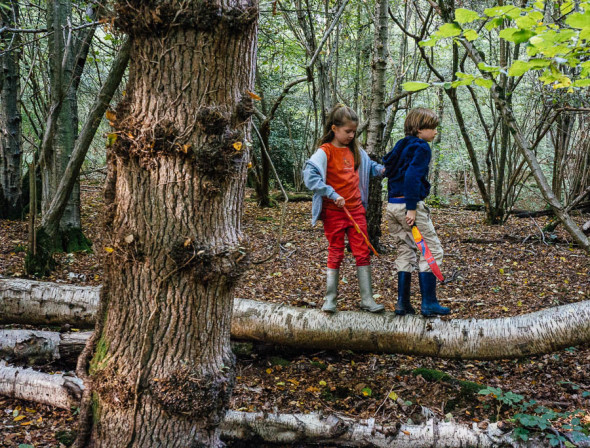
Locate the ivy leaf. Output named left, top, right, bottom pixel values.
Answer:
left=435, top=23, right=463, bottom=38
left=402, top=81, right=430, bottom=92
left=455, top=8, right=480, bottom=24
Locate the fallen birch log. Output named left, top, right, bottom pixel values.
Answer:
left=0, top=362, right=83, bottom=409
left=0, top=329, right=92, bottom=365
left=221, top=410, right=521, bottom=447
left=2, top=278, right=590, bottom=359
left=0, top=362, right=521, bottom=447
left=0, top=278, right=99, bottom=327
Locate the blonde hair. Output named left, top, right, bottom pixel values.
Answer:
left=404, top=108, right=439, bottom=137
left=317, top=104, right=361, bottom=170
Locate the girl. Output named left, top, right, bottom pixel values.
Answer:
left=303, top=104, right=385, bottom=313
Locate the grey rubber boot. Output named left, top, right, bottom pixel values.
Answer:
left=357, top=265, right=385, bottom=312
left=322, top=268, right=339, bottom=313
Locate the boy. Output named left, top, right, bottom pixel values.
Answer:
left=382, top=107, right=450, bottom=317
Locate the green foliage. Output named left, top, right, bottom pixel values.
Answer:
left=417, top=0, right=590, bottom=91
left=402, top=81, right=430, bottom=92
left=479, top=386, right=589, bottom=444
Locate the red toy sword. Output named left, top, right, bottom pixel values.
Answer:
left=411, top=225, right=445, bottom=282
left=343, top=206, right=379, bottom=257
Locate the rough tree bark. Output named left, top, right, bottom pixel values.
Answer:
left=0, top=0, right=23, bottom=220
left=2, top=279, right=590, bottom=360
left=73, top=1, right=258, bottom=446
left=0, top=363, right=529, bottom=447
left=364, top=0, right=389, bottom=249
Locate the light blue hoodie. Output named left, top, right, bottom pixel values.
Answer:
left=302, top=148, right=384, bottom=226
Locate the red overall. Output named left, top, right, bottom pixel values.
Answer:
left=320, top=143, right=370, bottom=269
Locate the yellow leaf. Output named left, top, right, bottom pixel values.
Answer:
left=319, top=380, right=327, bottom=386
left=37, top=416, right=42, bottom=423
left=184, top=238, right=192, bottom=248
left=517, top=300, right=522, bottom=307
left=247, top=91, right=262, bottom=101
left=499, top=268, right=505, bottom=274
left=266, top=368, right=272, bottom=374
left=25, top=408, right=36, bottom=413
left=247, top=162, right=253, bottom=168
left=233, top=142, right=243, bottom=151
left=388, top=391, right=398, bottom=400
left=106, top=133, right=118, bottom=147
left=104, top=246, right=114, bottom=253
left=20, top=421, right=33, bottom=426
left=14, top=415, right=26, bottom=421
left=105, top=110, right=116, bottom=121
left=127, top=132, right=134, bottom=139
left=181, top=144, right=191, bottom=154
left=502, top=306, right=508, bottom=312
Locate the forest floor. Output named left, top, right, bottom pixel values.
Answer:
left=1, top=182, right=589, bottom=447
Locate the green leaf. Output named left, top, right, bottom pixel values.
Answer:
left=484, top=5, right=522, bottom=19
left=361, top=387, right=372, bottom=397
left=463, top=29, right=479, bottom=41
left=560, top=1, right=574, bottom=15
left=435, top=22, right=463, bottom=38
left=402, top=81, right=430, bottom=92
left=500, top=28, right=535, bottom=43
left=485, top=17, right=504, bottom=31
left=455, top=8, right=480, bottom=24
left=419, top=37, right=438, bottom=47
left=528, top=58, right=551, bottom=69
left=566, top=11, right=590, bottom=29
left=573, top=78, right=590, bottom=87
left=475, top=78, right=494, bottom=88
left=516, top=14, right=538, bottom=30
left=478, top=62, right=500, bottom=73
left=508, top=60, right=532, bottom=76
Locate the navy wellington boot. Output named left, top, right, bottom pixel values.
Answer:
left=395, top=272, right=415, bottom=316
left=418, top=271, right=450, bottom=317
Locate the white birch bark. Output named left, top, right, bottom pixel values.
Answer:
left=2, top=278, right=590, bottom=359
left=0, top=363, right=523, bottom=447
left=0, top=361, right=83, bottom=409
left=0, top=277, right=99, bottom=326
left=222, top=411, right=524, bottom=447
left=0, top=329, right=91, bottom=364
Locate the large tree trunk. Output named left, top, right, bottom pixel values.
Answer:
left=2, top=279, right=590, bottom=360
left=77, top=2, right=258, bottom=446
left=0, top=363, right=528, bottom=447
left=0, top=0, right=23, bottom=220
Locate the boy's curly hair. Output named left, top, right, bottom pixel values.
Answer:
left=404, top=108, right=439, bottom=136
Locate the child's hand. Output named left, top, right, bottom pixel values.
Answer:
left=405, top=209, right=416, bottom=226
left=334, top=197, right=345, bottom=208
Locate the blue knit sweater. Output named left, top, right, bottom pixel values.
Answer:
left=382, top=135, right=431, bottom=210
